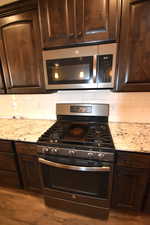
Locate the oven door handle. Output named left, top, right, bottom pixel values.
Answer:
left=38, top=158, right=111, bottom=172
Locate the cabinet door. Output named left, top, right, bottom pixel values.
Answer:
left=76, top=0, right=119, bottom=44
left=115, top=0, right=150, bottom=91
left=144, top=180, right=150, bottom=213
left=39, top=0, right=77, bottom=48
left=18, top=155, right=42, bottom=192
left=0, top=10, right=44, bottom=93
left=0, top=61, right=5, bottom=93
left=39, top=0, right=119, bottom=49
left=112, top=166, right=148, bottom=211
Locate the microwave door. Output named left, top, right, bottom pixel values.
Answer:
left=44, top=56, right=97, bottom=90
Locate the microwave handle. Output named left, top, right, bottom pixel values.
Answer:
left=39, top=158, right=111, bottom=172
left=93, top=55, right=97, bottom=83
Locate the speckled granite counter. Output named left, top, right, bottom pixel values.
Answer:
left=109, top=122, right=150, bottom=153
left=0, top=119, right=55, bottom=142
left=0, top=119, right=149, bottom=153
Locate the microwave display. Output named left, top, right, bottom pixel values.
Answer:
left=46, top=56, right=93, bottom=84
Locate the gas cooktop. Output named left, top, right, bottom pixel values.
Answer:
left=37, top=104, right=115, bottom=162
left=38, top=120, right=114, bottom=151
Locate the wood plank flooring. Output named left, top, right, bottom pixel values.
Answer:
left=0, top=187, right=149, bottom=225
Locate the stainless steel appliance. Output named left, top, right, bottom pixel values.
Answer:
left=43, top=44, right=117, bottom=90
left=37, top=103, right=115, bottom=219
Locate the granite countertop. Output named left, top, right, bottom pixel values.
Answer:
left=0, top=119, right=55, bottom=142
left=109, top=122, right=150, bottom=153
left=0, top=118, right=149, bottom=153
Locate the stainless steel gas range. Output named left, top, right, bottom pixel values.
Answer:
left=37, top=103, right=115, bottom=219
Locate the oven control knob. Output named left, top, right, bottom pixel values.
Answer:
left=88, top=152, right=94, bottom=158
left=68, top=150, right=75, bottom=156
left=98, top=153, right=105, bottom=159
left=51, top=148, right=58, bottom=154
left=42, top=147, right=49, bottom=153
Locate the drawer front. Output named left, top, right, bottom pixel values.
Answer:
left=44, top=188, right=109, bottom=208
left=0, top=153, right=17, bottom=171
left=0, top=170, right=20, bottom=188
left=117, top=152, right=150, bottom=169
left=15, top=142, right=38, bottom=156
left=0, top=140, right=14, bottom=153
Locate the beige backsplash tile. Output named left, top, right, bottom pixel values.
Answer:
left=0, top=90, right=150, bottom=123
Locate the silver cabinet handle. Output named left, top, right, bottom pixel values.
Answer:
left=38, top=158, right=111, bottom=172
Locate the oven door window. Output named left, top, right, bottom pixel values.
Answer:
left=41, top=163, right=110, bottom=199
left=46, top=56, right=93, bottom=84
left=97, top=54, right=113, bottom=83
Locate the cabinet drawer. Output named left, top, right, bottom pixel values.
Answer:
left=15, top=142, right=38, bottom=156
left=0, top=170, right=20, bottom=188
left=116, top=152, right=150, bottom=169
left=0, top=153, right=17, bottom=171
left=0, top=140, right=14, bottom=153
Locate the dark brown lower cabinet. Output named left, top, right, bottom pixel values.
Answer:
left=143, top=180, right=150, bottom=213
left=18, top=154, right=42, bottom=192
left=0, top=170, right=20, bottom=188
left=16, top=142, right=42, bottom=193
left=112, top=166, right=148, bottom=211
left=0, top=140, right=21, bottom=188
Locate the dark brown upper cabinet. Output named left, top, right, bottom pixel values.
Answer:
left=0, top=1, right=45, bottom=94
left=115, top=0, right=150, bottom=92
left=0, top=62, right=5, bottom=93
left=38, top=0, right=120, bottom=49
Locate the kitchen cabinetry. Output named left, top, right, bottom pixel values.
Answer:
left=15, top=142, right=42, bottom=193
left=0, top=140, right=20, bottom=188
left=0, top=61, right=5, bottom=93
left=39, top=0, right=119, bottom=49
left=0, top=0, right=45, bottom=94
left=144, top=179, right=150, bottom=213
left=112, top=152, right=150, bottom=211
left=115, top=0, right=150, bottom=91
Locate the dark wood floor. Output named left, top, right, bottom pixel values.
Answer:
left=0, top=187, right=149, bottom=225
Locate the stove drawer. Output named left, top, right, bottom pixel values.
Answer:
left=44, top=194, right=109, bottom=219
left=116, top=152, right=150, bottom=169
left=44, top=187, right=109, bottom=208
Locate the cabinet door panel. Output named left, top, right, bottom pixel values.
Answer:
left=115, top=0, right=150, bottom=91
left=18, top=154, right=42, bottom=192
left=0, top=170, right=20, bottom=188
left=0, top=10, right=44, bottom=93
left=76, top=0, right=118, bottom=43
left=39, top=0, right=76, bottom=48
left=0, top=62, right=5, bottom=93
left=112, top=167, right=148, bottom=211
left=0, top=153, right=17, bottom=171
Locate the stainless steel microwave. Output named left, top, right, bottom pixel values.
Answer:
left=43, top=43, right=117, bottom=90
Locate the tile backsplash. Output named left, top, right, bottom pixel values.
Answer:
left=0, top=90, right=150, bottom=123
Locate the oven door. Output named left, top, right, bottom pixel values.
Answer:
left=39, top=156, right=113, bottom=202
